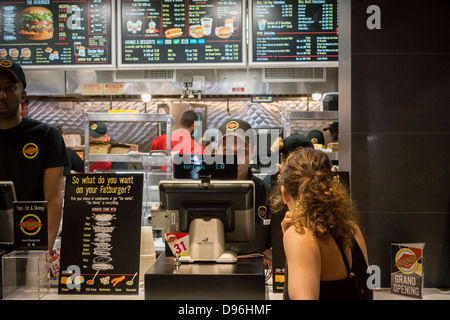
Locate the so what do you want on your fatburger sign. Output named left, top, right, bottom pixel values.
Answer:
left=58, top=173, right=143, bottom=295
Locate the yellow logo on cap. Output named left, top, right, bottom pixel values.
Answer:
left=311, top=138, right=318, bottom=144
left=0, top=60, right=13, bottom=68
left=225, top=121, right=239, bottom=131
left=22, top=143, right=39, bottom=159
left=90, top=123, right=97, bottom=130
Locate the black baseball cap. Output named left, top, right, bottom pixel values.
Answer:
left=323, top=122, right=338, bottom=133
left=307, top=129, right=325, bottom=145
left=89, top=121, right=107, bottom=138
left=0, top=59, right=27, bottom=89
left=280, top=134, right=313, bottom=156
left=218, top=119, right=255, bottom=145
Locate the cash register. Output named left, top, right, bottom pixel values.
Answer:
left=146, top=154, right=265, bottom=299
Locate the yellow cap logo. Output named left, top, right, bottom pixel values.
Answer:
left=225, top=121, right=239, bottom=131
left=0, top=60, right=13, bottom=68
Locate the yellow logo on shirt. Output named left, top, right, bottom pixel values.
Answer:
left=22, top=143, right=39, bottom=159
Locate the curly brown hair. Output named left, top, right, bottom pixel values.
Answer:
left=270, top=148, right=358, bottom=248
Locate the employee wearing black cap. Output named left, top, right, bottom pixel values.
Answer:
left=88, top=121, right=128, bottom=172
left=323, top=122, right=338, bottom=142
left=0, top=60, right=69, bottom=251
left=217, top=119, right=271, bottom=256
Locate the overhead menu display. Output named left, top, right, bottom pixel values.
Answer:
left=249, top=0, right=338, bottom=67
left=0, top=0, right=114, bottom=68
left=119, top=0, right=245, bottom=68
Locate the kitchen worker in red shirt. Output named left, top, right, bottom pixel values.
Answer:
left=150, top=110, right=203, bottom=155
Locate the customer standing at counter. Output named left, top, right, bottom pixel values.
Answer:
left=0, top=60, right=69, bottom=251
left=217, top=119, right=271, bottom=256
left=271, top=148, right=372, bottom=300
left=151, top=110, right=203, bottom=155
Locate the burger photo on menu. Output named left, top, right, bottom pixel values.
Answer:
left=19, top=6, right=54, bottom=40
left=215, top=26, right=232, bottom=39
left=189, top=25, right=204, bottom=38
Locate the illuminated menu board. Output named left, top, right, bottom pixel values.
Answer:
left=119, top=0, right=245, bottom=68
left=0, top=0, right=114, bottom=69
left=249, top=0, right=338, bottom=67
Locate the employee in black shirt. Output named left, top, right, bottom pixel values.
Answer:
left=217, top=119, right=271, bottom=255
left=0, top=60, right=69, bottom=251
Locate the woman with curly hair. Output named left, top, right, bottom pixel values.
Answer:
left=270, top=148, right=372, bottom=300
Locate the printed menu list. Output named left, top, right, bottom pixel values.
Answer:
left=0, top=0, right=113, bottom=67
left=120, top=0, right=243, bottom=66
left=58, top=174, right=143, bottom=295
left=251, top=0, right=338, bottom=64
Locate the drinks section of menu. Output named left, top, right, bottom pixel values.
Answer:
left=250, top=0, right=338, bottom=66
left=0, top=0, right=114, bottom=68
left=119, top=0, right=245, bottom=68
left=58, top=174, right=143, bottom=295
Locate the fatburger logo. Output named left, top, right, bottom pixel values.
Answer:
left=19, top=214, right=43, bottom=236
left=166, top=234, right=178, bottom=245
left=22, top=143, right=39, bottom=159
left=257, top=206, right=267, bottom=220
left=225, top=121, right=239, bottom=131
left=395, top=248, right=418, bottom=274
left=0, top=60, right=13, bottom=68
left=90, top=123, right=98, bottom=130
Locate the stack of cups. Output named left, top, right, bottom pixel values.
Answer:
left=140, top=226, right=156, bottom=282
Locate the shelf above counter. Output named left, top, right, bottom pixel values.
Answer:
left=289, top=111, right=338, bottom=121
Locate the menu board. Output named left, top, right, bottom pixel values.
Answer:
left=119, top=0, right=245, bottom=68
left=58, top=174, right=143, bottom=295
left=249, top=0, right=338, bottom=67
left=0, top=0, right=115, bottom=68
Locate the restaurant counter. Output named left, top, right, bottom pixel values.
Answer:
left=37, top=281, right=450, bottom=300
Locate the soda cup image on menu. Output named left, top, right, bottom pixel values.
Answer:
left=258, top=19, right=267, bottom=31
left=225, top=18, right=233, bottom=33
left=74, top=41, right=81, bottom=55
left=201, top=17, right=213, bottom=35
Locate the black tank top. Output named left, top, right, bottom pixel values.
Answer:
left=283, top=238, right=373, bottom=300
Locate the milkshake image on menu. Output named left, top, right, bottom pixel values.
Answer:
left=149, top=20, right=156, bottom=33
left=201, top=17, right=213, bottom=35
left=136, top=19, right=142, bottom=32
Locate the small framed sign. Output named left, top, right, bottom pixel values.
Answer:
left=391, top=243, right=425, bottom=299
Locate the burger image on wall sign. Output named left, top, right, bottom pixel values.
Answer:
left=19, top=6, right=54, bottom=40
left=190, top=25, right=204, bottom=38
left=215, top=26, right=232, bottom=39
